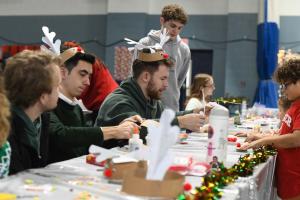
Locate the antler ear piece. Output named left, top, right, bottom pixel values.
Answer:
left=41, top=26, right=61, bottom=55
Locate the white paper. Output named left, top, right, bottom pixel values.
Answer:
left=89, top=145, right=119, bottom=162
left=146, top=109, right=180, bottom=180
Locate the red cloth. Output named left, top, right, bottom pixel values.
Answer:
left=276, top=99, right=300, bottom=199
left=79, top=58, right=118, bottom=111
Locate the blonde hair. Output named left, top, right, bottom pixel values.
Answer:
left=0, top=75, right=10, bottom=146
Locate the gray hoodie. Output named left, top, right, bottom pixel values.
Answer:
left=139, top=30, right=191, bottom=111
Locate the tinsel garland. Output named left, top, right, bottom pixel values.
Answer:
left=178, top=146, right=277, bottom=200
left=215, top=97, right=246, bottom=105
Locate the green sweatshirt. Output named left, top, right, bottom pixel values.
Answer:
left=49, top=98, right=103, bottom=163
left=95, top=77, right=192, bottom=148
left=96, top=77, right=164, bottom=127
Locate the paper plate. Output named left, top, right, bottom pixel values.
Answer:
left=188, top=162, right=211, bottom=176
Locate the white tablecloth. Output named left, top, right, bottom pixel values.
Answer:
left=0, top=132, right=277, bottom=199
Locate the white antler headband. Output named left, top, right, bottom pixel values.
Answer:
left=41, top=26, right=85, bottom=64
left=40, top=26, right=61, bottom=55
left=124, top=28, right=170, bottom=61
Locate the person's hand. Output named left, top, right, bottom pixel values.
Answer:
left=244, top=132, right=262, bottom=143
left=193, top=104, right=214, bottom=116
left=115, top=121, right=139, bottom=139
left=120, top=115, right=143, bottom=125
left=239, top=139, right=266, bottom=150
left=199, top=124, right=209, bottom=133
left=178, top=113, right=206, bottom=132
left=232, top=132, right=248, bottom=137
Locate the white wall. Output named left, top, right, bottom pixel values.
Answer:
left=280, top=0, right=300, bottom=16
left=228, top=0, right=258, bottom=14
left=0, top=0, right=108, bottom=16
left=1, top=0, right=300, bottom=16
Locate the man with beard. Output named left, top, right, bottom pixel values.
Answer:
left=48, top=45, right=141, bottom=162
left=96, top=48, right=204, bottom=148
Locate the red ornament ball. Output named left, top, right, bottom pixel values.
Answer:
left=103, top=168, right=112, bottom=178
left=183, top=182, right=192, bottom=191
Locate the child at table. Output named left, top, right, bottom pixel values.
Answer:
left=241, top=59, right=300, bottom=199
left=0, top=76, right=11, bottom=178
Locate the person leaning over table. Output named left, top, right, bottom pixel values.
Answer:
left=240, top=59, right=300, bottom=200
left=95, top=48, right=206, bottom=149
left=62, top=41, right=119, bottom=123
left=4, top=50, right=61, bottom=175
left=48, top=44, right=141, bottom=163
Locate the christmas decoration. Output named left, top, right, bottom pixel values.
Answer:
left=178, top=146, right=277, bottom=200
left=103, top=168, right=112, bottom=178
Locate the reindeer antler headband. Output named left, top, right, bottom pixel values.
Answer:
left=125, top=28, right=170, bottom=62
left=41, top=26, right=84, bottom=63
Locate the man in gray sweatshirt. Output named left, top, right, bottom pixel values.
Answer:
left=139, top=4, right=191, bottom=112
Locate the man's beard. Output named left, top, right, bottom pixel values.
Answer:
left=146, top=80, right=161, bottom=100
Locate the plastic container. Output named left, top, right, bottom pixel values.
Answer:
left=206, top=104, right=229, bottom=164
left=241, top=100, right=247, bottom=119
left=129, top=127, right=143, bottom=152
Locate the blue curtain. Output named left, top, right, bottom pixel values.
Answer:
left=254, top=1, right=279, bottom=108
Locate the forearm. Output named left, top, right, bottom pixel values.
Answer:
left=262, top=133, right=300, bottom=148
left=50, top=126, right=103, bottom=146
left=101, top=126, right=119, bottom=140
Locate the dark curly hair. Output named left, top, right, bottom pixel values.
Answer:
left=274, top=59, right=300, bottom=84
left=161, top=4, right=188, bottom=25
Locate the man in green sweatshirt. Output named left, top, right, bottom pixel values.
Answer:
left=48, top=45, right=141, bottom=162
left=96, top=48, right=204, bottom=148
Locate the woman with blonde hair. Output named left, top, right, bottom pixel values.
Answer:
left=0, top=75, right=11, bottom=178
left=185, top=73, right=215, bottom=111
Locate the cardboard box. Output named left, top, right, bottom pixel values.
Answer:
left=122, top=162, right=184, bottom=198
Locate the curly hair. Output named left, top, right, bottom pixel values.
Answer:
left=161, top=4, right=188, bottom=24
left=0, top=76, right=10, bottom=146
left=4, top=50, right=61, bottom=109
left=274, top=59, right=300, bottom=84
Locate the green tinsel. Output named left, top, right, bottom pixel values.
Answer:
left=178, top=146, right=277, bottom=200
